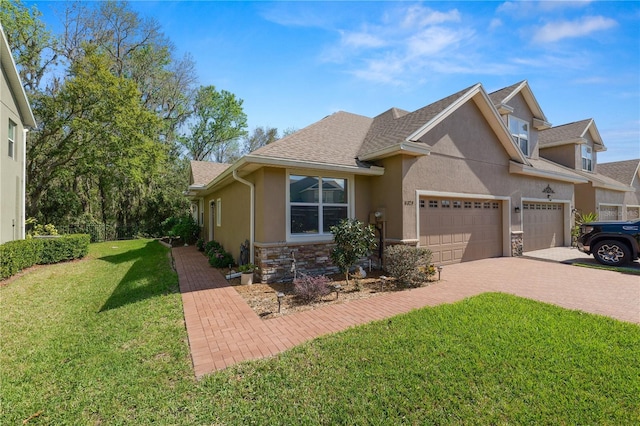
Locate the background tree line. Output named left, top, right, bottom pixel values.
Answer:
left=1, top=0, right=292, bottom=236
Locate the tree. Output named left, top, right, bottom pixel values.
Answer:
left=243, top=126, right=279, bottom=153
left=179, top=85, right=248, bottom=162
left=329, top=219, right=377, bottom=286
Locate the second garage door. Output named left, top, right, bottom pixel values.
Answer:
left=523, top=202, right=564, bottom=252
left=419, top=198, right=503, bottom=264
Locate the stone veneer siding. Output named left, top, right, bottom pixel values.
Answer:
left=511, top=231, right=523, bottom=257
left=255, top=241, right=339, bottom=283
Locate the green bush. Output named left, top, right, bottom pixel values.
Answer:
left=384, top=245, right=433, bottom=288
left=208, top=248, right=234, bottom=269
left=168, top=215, right=200, bottom=245
left=329, top=218, right=377, bottom=285
left=204, top=240, right=223, bottom=255
left=0, top=234, right=90, bottom=280
left=196, top=238, right=205, bottom=251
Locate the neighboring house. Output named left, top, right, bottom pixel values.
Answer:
left=597, top=159, right=640, bottom=220
left=538, top=119, right=634, bottom=221
left=0, top=24, right=37, bottom=245
left=186, top=80, right=596, bottom=282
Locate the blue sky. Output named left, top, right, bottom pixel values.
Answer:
left=32, top=1, right=639, bottom=162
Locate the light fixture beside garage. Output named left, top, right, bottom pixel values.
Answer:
left=514, top=206, right=521, bottom=213
left=542, top=184, right=555, bottom=200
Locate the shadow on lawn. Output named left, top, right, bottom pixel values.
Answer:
left=98, top=240, right=175, bottom=312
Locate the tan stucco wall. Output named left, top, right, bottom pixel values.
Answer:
left=254, top=167, right=286, bottom=242
left=368, top=156, right=404, bottom=240
left=574, top=183, right=596, bottom=216
left=540, top=144, right=577, bottom=169
left=1, top=65, right=26, bottom=244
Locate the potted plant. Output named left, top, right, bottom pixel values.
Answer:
left=238, top=263, right=257, bottom=285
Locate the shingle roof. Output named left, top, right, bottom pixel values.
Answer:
left=190, top=161, right=230, bottom=186
left=598, top=159, right=640, bottom=186
left=357, top=84, right=477, bottom=158
left=252, top=111, right=373, bottom=168
left=488, top=81, right=524, bottom=105
left=538, top=119, right=594, bottom=146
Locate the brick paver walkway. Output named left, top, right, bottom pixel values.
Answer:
left=173, top=246, right=640, bottom=378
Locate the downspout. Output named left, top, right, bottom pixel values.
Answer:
left=21, top=128, right=28, bottom=239
left=232, top=170, right=254, bottom=264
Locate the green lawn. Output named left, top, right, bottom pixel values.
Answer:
left=2, top=239, right=639, bottom=424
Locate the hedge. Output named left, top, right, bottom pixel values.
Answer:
left=0, top=234, right=90, bottom=280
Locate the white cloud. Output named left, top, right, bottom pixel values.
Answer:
left=407, top=27, right=469, bottom=57
left=489, top=18, right=503, bottom=30
left=400, top=5, right=461, bottom=28
left=340, top=31, right=387, bottom=49
left=533, top=16, right=617, bottom=43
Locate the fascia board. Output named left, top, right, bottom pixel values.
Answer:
left=583, top=120, right=606, bottom=151
left=1, top=25, right=36, bottom=128
left=509, top=161, right=589, bottom=184
left=244, top=154, right=385, bottom=175
left=358, top=141, right=431, bottom=161
left=539, top=138, right=586, bottom=149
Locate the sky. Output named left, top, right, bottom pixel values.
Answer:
left=29, top=1, right=640, bottom=162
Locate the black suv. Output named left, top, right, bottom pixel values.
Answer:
left=577, top=219, right=640, bottom=266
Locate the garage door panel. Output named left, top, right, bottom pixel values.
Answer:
left=420, top=197, right=502, bottom=265
left=523, top=202, right=564, bottom=252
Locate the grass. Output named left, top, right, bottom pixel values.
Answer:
left=572, top=261, right=640, bottom=275
left=2, top=239, right=639, bottom=424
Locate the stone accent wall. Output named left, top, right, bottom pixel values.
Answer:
left=511, top=231, right=523, bottom=257
left=255, top=241, right=339, bottom=283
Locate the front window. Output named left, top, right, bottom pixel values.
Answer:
left=289, top=175, right=348, bottom=235
left=8, top=120, right=16, bottom=159
left=509, top=116, right=529, bottom=156
left=582, top=145, right=593, bottom=171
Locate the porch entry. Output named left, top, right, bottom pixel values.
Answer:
left=419, top=197, right=503, bottom=265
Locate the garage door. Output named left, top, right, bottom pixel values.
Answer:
left=627, top=207, right=640, bottom=220
left=523, top=202, right=564, bottom=252
left=419, top=198, right=503, bottom=264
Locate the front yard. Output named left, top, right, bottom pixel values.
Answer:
left=1, top=239, right=638, bottom=424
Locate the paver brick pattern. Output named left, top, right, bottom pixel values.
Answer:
left=173, top=246, right=640, bottom=378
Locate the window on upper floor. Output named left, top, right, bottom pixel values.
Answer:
left=582, top=145, right=593, bottom=171
left=8, top=120, right=16, bottom=159
left=509, top=116, right=529, bottom=156
left=289, top=174, right=348, bottom=235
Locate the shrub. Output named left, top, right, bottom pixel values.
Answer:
left=384, top=245, right=433, bottom=288
left=204, top=240, right=223, bottom=255
left=196, top=238, right=205, bottom=251
left=169, top=215, right=201, bottom=245
left=0, top=234, right=90, bottom=280
left=208, top=249, right=234, bottom=269
left=238, top=263, right=257, bottom=273
left=293, top=273, right=332, bottom=303
left=329, top=218, right=377, bottom=285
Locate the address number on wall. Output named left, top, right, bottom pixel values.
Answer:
left=404, top=201, right=414, bottom=206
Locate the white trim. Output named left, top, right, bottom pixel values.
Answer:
left=509, top=161, right=589, bottom=184
left=522, top=197, right=572, bottom=247
left=232, top=170, right=255, bottom=264
left=625, top=205, right=640, bottom=221
left=245, top=154, right=385, bottom=176
left=285, top=170, right=354, bottom=243
left=209, top=200, right=215, bottom=241
left=20, top=128, right=28, bottom=239
left=508, top=115, right=530, bottom=157
left=216, top=198, right=222, bottom=227
left=415, top=190, right=512, bottom=258
left=358, top=141, right=430, bottom=161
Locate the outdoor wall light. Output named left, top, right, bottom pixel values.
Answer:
left=437, top=265, right=443, bottom=281
left=514, top=206, right=521, bottom=213
left=276, top=292, right=285, bottom=313
left=374, top=211, right=382, bottom=219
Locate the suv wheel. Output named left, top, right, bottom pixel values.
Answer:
left=592, top=240, right=631, bottom=266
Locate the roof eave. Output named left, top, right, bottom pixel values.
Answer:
left=509, top=161, right=589, bottom=184
left=358, top=142, right=431, bottom=161
left=1, top=24, right=36, bottom=128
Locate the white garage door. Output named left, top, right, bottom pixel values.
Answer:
left=523, top=202, right=564, bottom=252
left=627, top=207, right=640, bottom=220
left=599, top=205, right=621, bottom=221
left=419, top=198, right=503, bottom=264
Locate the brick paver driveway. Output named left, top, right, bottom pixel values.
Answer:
left=173, top=246, right=639, bottom=378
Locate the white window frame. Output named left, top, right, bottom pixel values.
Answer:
left=8, top=120, right=16, bottom=159
left=286, top=170, right=354, bottom=242
left=581, top=145, right=593, bottom=171
left=509, top=116, right=530, bottom=156
left=216, top=198, right=222, bottom=227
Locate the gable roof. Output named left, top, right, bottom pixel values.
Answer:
left=597, top=159, right=640, bottom=186
left=488, top=80, right=551, bottom=128
left=357, top=83, right=529, bottom=165
left=190, top=161, right=230, bottom=186
left=1, top=24, right=36, bottom=128
left=538, top=119, right=606, bottom=151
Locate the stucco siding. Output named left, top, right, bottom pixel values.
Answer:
left=369, top=156, right=404, bottom=240
left=1, top=65, right=26, bottom=244
left=254, top=167, right=286, bottom=242
left=574, top=183, right=596, bottom=216
left=540, top=144, right=577, bottom=169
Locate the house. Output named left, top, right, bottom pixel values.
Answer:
left=597, top=159, right=640, bottom=220
left=186, top=80, right=612, bottom=282
left=538, top=119, right=634, bottom=221
left=0, top=24, right=37, bottom=245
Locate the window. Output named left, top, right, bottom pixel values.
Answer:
left=509, top=116, right=529, bottom=156
left=453, top=201, right=462, bottom=209
left=441, top=200, right=451, bottom=208
left=216, top=198, right=222, bottom=227
left=289, top=175, right=347, bottom=235
left=464, top=201, right=472, bottom=209
left=429, top=200, right=438, bottom=208
left=582, top=145, right=593, bottom=171
left=8, top=120, right=16, bottom=159
left=419, top=200, right=425, bottom=208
